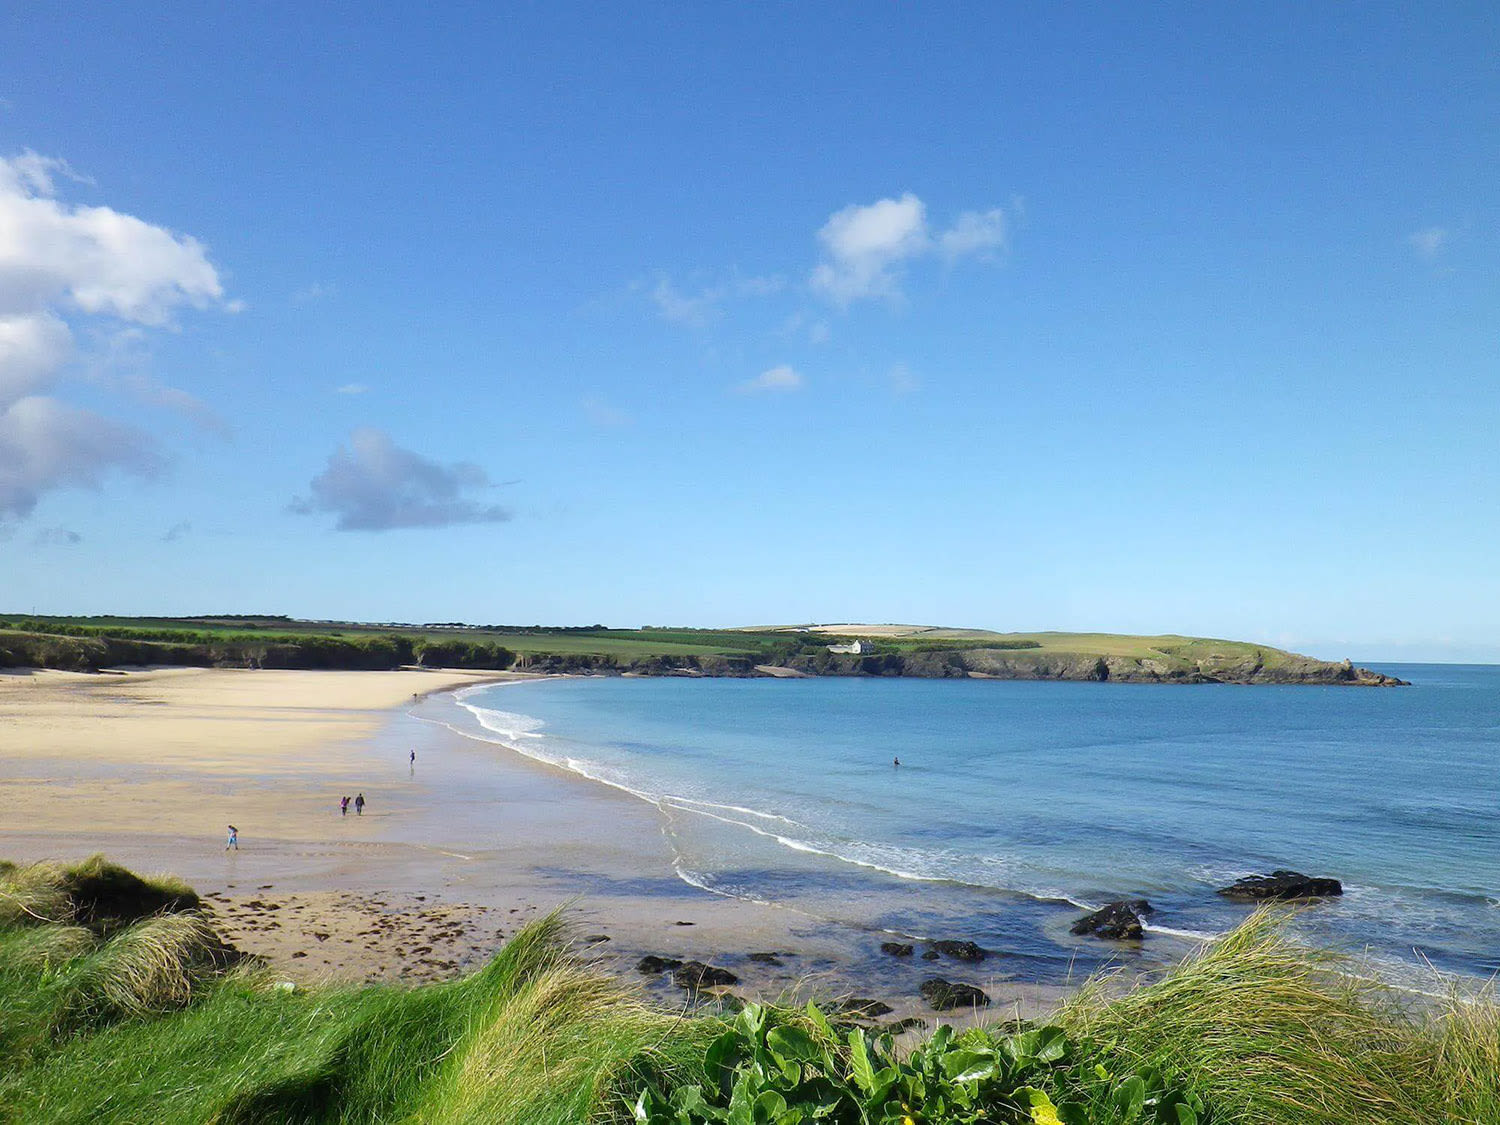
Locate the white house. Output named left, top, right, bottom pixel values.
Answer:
left=826, top=640, right=868, bottom=655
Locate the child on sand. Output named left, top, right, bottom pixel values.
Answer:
left=340, top=795, right=349, bottom=816
left=225, top=825, right=238, bottom=850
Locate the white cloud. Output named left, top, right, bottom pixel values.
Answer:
left=581, top=396, right=632, bottom=426
left=161, top=519, right=192, bottom=542
left=651, top=277, right=721, bottom=326
left=1407, top=226, right=1448, bottom=259
left=737, top=364, right=803, bottom=394
left=291, top=427, right=512, bottom=532
left=939, top=208, right=1006, bottom=261
left=809, top=194, right=1009, bottom=305
left=0, top=311, right=71, bottom=402
left=0, top=395, right=160, bottom=519
left=0, top=155, right=224, bottom=325
left=889, top=362, right=920, bottom=395
left=647, top=273, right=784, bottom=327
left=0, top=150, right=231, bottom=520
left=292, top=281, right=336, bottom=303
left=810, top=193, right=929, bottom=304
left=336, top=383, right=370, bottom=395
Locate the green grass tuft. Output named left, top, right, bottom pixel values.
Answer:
left=1059, top=907, right=1500, bottom=1124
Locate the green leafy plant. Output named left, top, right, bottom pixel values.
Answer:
left=627, top=1001, right=1206, bottom=1124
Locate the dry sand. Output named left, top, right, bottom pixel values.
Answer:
left=0, top=666, right=1070, bottom=1023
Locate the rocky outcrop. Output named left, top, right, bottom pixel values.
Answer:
left=929, top=940, right=986, bottom=962
left=879, top=942, right=914, bottom=957
left=1217, top=871, right=1343, bottom=901
left=780, top=647, right=1405, bottom=686
left=1070, top=900, right=1152, bottom=940
left=672, top=961, right=739, bottom=990
left=636, top=955, right=683, bottom=974
left=920, top=979, right=990, bottom=1010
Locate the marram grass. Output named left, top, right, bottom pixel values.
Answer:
left=1, top=858, right=1498, bottom=1124
left=1059, top=907, right=1500, bottom=1124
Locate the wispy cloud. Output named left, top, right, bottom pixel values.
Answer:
left=582, top=396, right=632, bottom=426
left=645, top=273, right=783, bottom=327
left=1407, top=226, right=1448, bottom=259
left=809, top=194, right=1009, bottom=305
left=335, top=383, right=370, bottom=395
left=161, top=520, right=192, bottom=542
left=938, top=208, right=1006, bottom=261
left=292, top=282, right=337, bottom=303
left=121, top=374, right=232, bottom=437
left=888, top=362, right=920, bottom=395
left=737, top=364, right=803, bottom=394
left=290, top=427, right=512, bottom=532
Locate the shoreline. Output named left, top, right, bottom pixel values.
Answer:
left=0, top=666, right=1090, bottom=1023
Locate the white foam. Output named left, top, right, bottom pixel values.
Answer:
left=434, top=693, right=1104, bottom=910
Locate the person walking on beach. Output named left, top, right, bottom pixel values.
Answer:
left=410, top=749, right=416, bottom=766
left=225, top=825, right=238, bottom=850
left=355, top=792, right=365, bottom=816
left=340, top=795, right=350, bottom=817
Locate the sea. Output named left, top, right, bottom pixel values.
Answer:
left=444, top=666, right=1499, bottom=988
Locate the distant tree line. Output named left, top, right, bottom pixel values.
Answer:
left=0, top=628, right=518, bottom=673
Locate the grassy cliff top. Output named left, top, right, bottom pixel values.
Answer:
left=752, top=623, right=1328, bottom=665
left=0, top=614, right=1329, bottom=665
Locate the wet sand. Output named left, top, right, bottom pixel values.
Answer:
left=0, top=667, right=1082, bottom=1024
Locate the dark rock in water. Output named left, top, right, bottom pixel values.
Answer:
left=920, top=950, right=940, bottom=961
left=830, top=997, right=894, bottom=1019
left=930, top=940, right=986, bottom=962
left=1217, top=871, right=1343, bottom=901
left=920, top=978, right=990, bottom=1011
left=673, top=961, right=739, bottom=989
left=636, top=955, right=683, bottom=974
left=880, top=942, right=914, bottom=957
left=747, top=951, right=783, bottom=964
left=1070, top=900, right=1152, bottom=940
left=582, top=933, right=610, bottom=944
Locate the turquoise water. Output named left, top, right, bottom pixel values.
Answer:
left=453, top=666, right=1499, bottom=984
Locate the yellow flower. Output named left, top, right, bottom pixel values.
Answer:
left=1028, top=1093, right=1063, bottom=1125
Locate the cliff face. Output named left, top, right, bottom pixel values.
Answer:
left=782, top=648, right=1405, bottom=686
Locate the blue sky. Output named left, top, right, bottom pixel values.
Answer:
left=1, top=3, right=1496, bottom=661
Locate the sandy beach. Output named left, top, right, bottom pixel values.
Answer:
left=0, top=666, right=1071, bottom=1023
